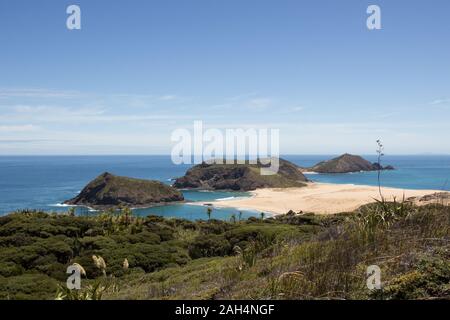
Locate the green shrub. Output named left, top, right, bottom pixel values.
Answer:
left=197, top=220, right=233, bottom=235
left=381, top=256, right=450, bottom=299
left=122, top=231, right=161, bottom=244
left=224, top=224, right=293, bottom=248
left=121, top=243, right=189, bottom=272
left=0, top=273, right=58, bottom=300
left=0, top=262, right=23, bottom=277
left=0, top=233, right=35, bottom=247
left=188, top=234, right=231, bottom=259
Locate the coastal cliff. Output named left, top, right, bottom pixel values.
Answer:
left=303, top=154, right=394, bottom=173
left=65, top=172, right=184, bottom=208
left=173, top=158, right=308, bottom=191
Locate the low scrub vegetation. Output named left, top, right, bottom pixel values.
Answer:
left=0, top=201, right=448, bottom=300
left=0, top=209, right=301, bottom=299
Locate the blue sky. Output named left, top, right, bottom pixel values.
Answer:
left=0, top=0, right=449, bottom=155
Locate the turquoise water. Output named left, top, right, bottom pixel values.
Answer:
left=0, top=155, right=449, bottom=219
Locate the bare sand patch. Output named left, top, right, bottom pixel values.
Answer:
left=198, top=183, right=447, bottom=215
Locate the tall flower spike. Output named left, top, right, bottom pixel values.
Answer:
left=72, top=262, right=86, bottom=277
left=92, top=255, right=106, bottom=270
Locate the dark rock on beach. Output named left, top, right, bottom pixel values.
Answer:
left=64, top=172, right=184, bottom=209
left=173, top=158, right=308, bottom=191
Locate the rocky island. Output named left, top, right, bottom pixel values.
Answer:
left=64, top=172, right=184, bottom=209
left=173, top=158, right=308, bottom=191
left=302, top=154, right=394, bottom=174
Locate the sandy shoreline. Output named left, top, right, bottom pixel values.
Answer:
left=196, top=183, right=447, bottom=215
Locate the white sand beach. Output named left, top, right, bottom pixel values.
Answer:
left=199, top=183, right=448, bottom=215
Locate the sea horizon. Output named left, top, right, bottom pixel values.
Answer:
left=2, top=153, right=450, bottom=156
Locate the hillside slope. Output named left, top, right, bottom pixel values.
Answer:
left=1, top=201, right=448, bottom=300
left=109, top=203, right=449, bottom=300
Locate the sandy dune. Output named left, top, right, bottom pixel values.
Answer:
left=199, top=183, right=447, bottom=215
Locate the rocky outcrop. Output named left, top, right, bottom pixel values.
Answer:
left=65, top=172, right=184, bottom=209
left=304, top=154, right=394, bottom=174
left=173, top=158, right=308, bottom=191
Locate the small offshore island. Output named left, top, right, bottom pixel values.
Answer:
left=64, top=172, right=184, bottom=209
left=300, top=153, right=395, bottom=174
left=173, top=158, right=308, bottom=191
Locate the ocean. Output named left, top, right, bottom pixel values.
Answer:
left=0, top=155, right=449, bottom=219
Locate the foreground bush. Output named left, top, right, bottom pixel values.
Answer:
left=1, top=203, right=449, bottom=300
left=0, top=209, right=301, bottom=299
left=107, top=203, right=450, bottom=300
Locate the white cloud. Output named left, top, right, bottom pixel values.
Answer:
left=0, top=124, right=39, bottom=132
left=247, top=98, right=273, bottom=110
left=2, top=87, right=448, bottom=154
left=0, top=88, right=80, bottom=99
left=159, top=95, right=177, bottom=101
left=1, top=104, right=197, bottom=124
left=430, top=98, right=450, bottom=105
left=209, top=96, right=275, bottom=111
left=6, top=105, right=106, bottom=123
left=227, top=92, right=258, bottom=102
left=290, top=106, right=304, bottom=112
